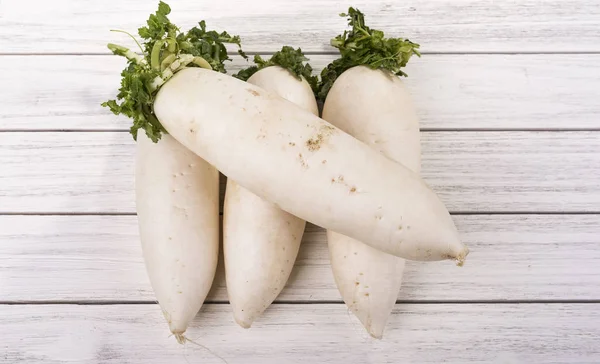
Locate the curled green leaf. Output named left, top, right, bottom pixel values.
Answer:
left=234, top=46, right=319, bottom=94
left=101, top=1, right=246, bottom=142
left=316, top=7, right=421, bottom=101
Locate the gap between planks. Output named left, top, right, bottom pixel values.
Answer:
left=4, top=128, right=600, bottom=132
left=1, top=212, right=600, bottom=216
left=3, top=300, right=600, bottom=305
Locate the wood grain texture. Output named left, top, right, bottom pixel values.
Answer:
left=1, top=303, right=599, bottom=363
left=1, top=0, right=599, bottom=360
left=2, top=0, right=600, bottom=53
left=2, top=215, right=599, bottom=302
left=2, top=55, right=600, bottom=131
left=1, top=132, right=599, bottom=214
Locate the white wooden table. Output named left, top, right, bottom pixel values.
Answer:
left=1, top=1, right=600, bottom=363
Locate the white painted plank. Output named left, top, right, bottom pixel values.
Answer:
left=1, top=132, right=599, bottom=213
left=1, top=0, right=599, bottom=53
left=1, top=304, right=599, bottom=363
left=1, top=215, right=599, bottom=302
left=2, top=55, right=600, bottom=131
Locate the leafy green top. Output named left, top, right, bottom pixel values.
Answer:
left=234, top=46, right=319, bottom=93
left=102, top=1, right=246, bottom=142
left=316, top=7, right=421, bottom=101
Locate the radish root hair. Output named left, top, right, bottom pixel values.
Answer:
left=171, top=333, right=229, bottom=364
left=174, top=332, right=187, bottom=345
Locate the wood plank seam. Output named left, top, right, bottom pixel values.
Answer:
left=3, top=300, right=600, bottom=305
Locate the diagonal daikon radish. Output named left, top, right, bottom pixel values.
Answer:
left=154, top=68, right=467, bottom=263
left=224, top=48, right=319, bottom=328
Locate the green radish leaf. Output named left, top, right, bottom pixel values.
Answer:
left=234, top=46, right=319, bottom=94
left=102, top=1, right=246, bottom=142
left=316, top=7, right=421, bottom=101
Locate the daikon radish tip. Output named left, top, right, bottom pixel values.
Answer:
left=173, top=332, right=187, bottom=345
left=234, top=315, right=252, bottom=329
left=454, top=246, right=470, bottom=267
left=368, top=329, right=384, bottom=340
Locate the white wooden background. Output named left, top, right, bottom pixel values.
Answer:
left=1, top=0, right=600, bottom=363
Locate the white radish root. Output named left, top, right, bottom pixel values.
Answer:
left=324, top=66, right=421, bottom=338
left=136, top=133, right=219, bottom=340
left=224, top=66, right=318, bottom=328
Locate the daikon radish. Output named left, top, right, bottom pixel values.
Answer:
left=136, top=133, right=219, bottom=343
left=224, top=48, right=319, bottom=328
left=320, top=8, right=461, bottom=338
left=104, top=4, right=468, bottom=263
left=323, top=66, right=415, bottom=338
left=102, top=2, right=244, bottom=342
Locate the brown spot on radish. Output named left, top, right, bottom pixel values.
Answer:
left=178, top=291, right=182, bottom=294
left=242, top=107, right=247, bottom=111
left=322, top=160, right=327, bottom=164
left=189, top=128, right=195, bottom=134
left=355, top=281, right=360, bottom=286
left=398, top=225, right=403, bottom=230
left=289, top=142, right=296, bottom=146
left=350, top=187, right=357, bottom=193
left=306, top=125, right=335, bottom=151
left=298, top=153, right=308, bottom=169
left=331, top=178, right=336, bottom=183
left=364, top=293, right=370, bottom=297
left=359, top=272, right=364, bottom=276
left=247, top=89, right=260, bottom=97
left=306, top=138, right=321, bottom=151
